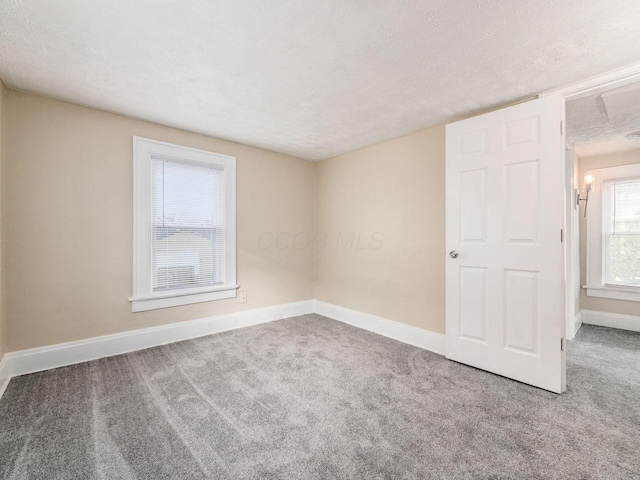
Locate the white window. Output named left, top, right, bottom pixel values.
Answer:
left=131, top=137, right=237, bottom=312
left=586, top=163, right=640, bottom=302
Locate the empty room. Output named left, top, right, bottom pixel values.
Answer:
left=1, top=1, right=639, bottom=478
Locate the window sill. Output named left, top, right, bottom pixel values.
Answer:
left=130, top=285, right=239, bottom=312
left=584, top=285, right=640, bottom=302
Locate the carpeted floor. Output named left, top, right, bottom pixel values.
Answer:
left=0, top=315, right=638, bottom=479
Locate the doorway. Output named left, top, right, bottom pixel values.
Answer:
left=560, top=67, right=640, bottom=341
left=558, top=66, right=640, bottom=397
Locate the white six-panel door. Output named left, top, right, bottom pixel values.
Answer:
left=445, top=95, right=566, bottom=393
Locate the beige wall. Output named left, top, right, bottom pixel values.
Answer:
left=5, top=91, right=315, bottom=351
left=4, top=90, right=447, bottom=353
left=0, top=81, right=5, bottom=357
left=579, top=149, right=640, bottom=316
left=315, top=125, right=446, bottom=334
left=11, top=87, right=631, bottom=352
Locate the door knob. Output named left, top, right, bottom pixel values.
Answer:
left=449, top=250, right=459, bottom=258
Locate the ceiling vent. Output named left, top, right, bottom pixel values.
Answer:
left=600, top=83, right=640, bottom=123
left=624, top=131, right=640, bottom=141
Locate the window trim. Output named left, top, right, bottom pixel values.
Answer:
left=586, top=162, right=640, bottom=302
left=130, top=136, right=237, bottom=312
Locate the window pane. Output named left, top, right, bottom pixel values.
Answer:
left=153, top=227, right=224, bottom=291
left=151, top=157, right=225, bottom=291
left=603, top=178, right=640, bottom=286
left=152, top=156, right=224, bottom=228
left=605, top=234, right=640, bottom=286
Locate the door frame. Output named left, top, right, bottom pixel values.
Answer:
left=541, top=61, right=640, bottom=341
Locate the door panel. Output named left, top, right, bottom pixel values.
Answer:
left=446, top=95, right=565, bottom=393
left=459, top=266, right=488, bottom=343
left=459, top=168, right=487, bottom=242
left=504, top=269, right=539, bottom=354
left=505, top=160, right=539, bottom=243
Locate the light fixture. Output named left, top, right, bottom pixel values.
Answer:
left=577, top=173, right=594, bottom=217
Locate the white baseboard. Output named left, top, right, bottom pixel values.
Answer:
left=0, top=356, right=9, bottom=400
left=0, top=298, right=447, bottom=403
left=314, top=300, right=446, bottom=356
left=574, top=311, right=583, bottom=336
left=0, top=299, right=633, bottom=405
left=582, top=309, right=640, bottom=332
left=4, top=300, right=314, bottom=380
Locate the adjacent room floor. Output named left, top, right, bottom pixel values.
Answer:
left=1, top=315, right=638, bottom=479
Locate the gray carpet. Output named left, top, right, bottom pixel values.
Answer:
left=0, top=315, right=638, bottom=479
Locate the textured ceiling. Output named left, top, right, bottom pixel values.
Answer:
left=2, top=1, right=640, bottom=161
left=567, top=81, right=640, bottom=158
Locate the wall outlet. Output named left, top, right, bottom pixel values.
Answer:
left=273, top=311, right=283, bottom=320
left=241, top=292, right=247, bottom=304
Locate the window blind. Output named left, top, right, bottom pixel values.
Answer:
left=603, top=177, right=640, bottom=287
left=151, top=156, right=225, bottom=292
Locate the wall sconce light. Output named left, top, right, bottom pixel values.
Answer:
left=577, top=173, right=594, bottom=217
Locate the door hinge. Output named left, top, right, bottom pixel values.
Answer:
left=560, top=120, right=564, bottom=135
left=561, top=338, right=565, bottom=351
left=560, top=229, right=563, bottom=242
